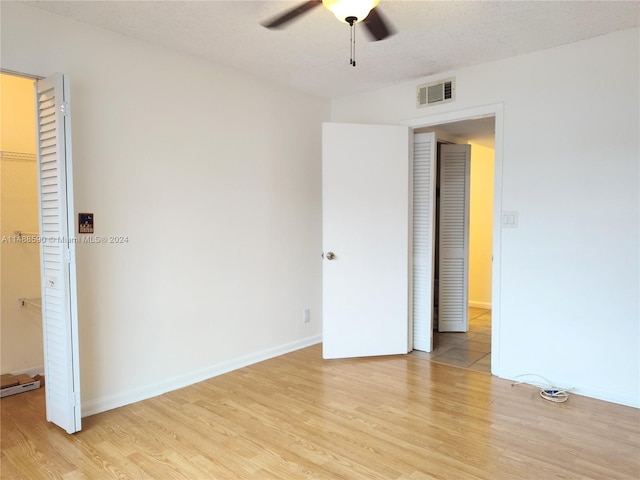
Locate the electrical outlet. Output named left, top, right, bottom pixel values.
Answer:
left=303, top=308, right=311, bottom=323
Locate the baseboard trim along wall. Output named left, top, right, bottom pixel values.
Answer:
left=9, top=366, right=45, bottom=377
left=494, top=368, right=640, bottom=409
left=81, top=334, right=323, bottom=417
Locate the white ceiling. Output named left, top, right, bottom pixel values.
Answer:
left=26, top=0, right=640, bottom=101
left=22, top=1, right=639, bottom=147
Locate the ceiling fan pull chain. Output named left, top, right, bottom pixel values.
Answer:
left=352, top=21, right=356, bottom=66
left=347, top=16, right=357, bottom=67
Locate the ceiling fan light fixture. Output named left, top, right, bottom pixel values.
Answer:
left=322, top=0, right=379, bottom=23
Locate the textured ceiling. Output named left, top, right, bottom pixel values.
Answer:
left=26, top=0, right=640, bottom=99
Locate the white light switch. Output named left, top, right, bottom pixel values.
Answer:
left=502, top=211, right=518, bottom=228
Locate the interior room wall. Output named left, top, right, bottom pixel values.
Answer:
left=1, top=2, right=329, bottom=414
left=331, top=28, right=640, bottom=407
left=468, top=143, right=494, bottom=309
left=0, top=73, right=43, bottom=375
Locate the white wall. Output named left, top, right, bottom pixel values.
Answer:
left=1, top=3, right=328, bottom=414
left=332, top=28, right=640, bottom=407
left=468, top=143, right=494, bottom=309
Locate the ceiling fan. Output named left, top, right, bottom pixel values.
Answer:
left=262, top=0, right=394, bottom=66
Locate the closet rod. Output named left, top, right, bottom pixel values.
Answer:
left=18, top=297, right=42, bottom=314
left=0, top=151, right=37, bottom=162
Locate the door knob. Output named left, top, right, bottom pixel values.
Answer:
left=326, top=252, right=336, bottom=260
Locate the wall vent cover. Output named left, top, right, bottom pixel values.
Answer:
left=417, top=78, right=455, bottom=107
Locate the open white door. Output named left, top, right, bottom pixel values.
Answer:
left=322, top=123, right=410, bottom=359
left=35, top=73, right=81, bottom=433
left=411, top=132, right=437, bottom=351
left=438, top=144, right=471, bottom=332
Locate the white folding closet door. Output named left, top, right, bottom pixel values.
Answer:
left=438, top=144, right=471, bottom=332
left=35, top=73, right=81, bottom=433
left=411, top=132, right=436, bottom=352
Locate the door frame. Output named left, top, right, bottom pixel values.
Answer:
left=402, top=103, right=503, bottom=373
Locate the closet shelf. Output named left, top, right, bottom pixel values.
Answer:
left=19, top=297, right=42, bottom=314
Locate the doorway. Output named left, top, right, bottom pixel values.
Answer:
left=321, top=106, right=503, bottom=369
left=413, top=113, right=496, bottom=372
left=1, top=71, right=82, bottom=433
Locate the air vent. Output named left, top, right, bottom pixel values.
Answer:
left=417, top=78, right=455, bottom=107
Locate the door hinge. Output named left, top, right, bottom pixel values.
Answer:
left=60, top=101, right=70, bottom=116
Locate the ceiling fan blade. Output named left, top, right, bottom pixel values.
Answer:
left=262, top=0, right=322, bottom=29
left=362, top=7, right=394, bottom=41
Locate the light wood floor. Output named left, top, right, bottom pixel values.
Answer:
left=2, top=344, right=639, bottom=479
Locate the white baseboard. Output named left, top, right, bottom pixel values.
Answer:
left=5, top=366, right=44, bottom=377
left=469, top=301, right=492, bottom=309
left=81, top=334, right=323, bottom=417
left=493, top=369, right=640, bottom=409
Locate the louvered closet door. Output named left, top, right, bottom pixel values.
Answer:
left=35, top=73, right=81, bottom=433
left=412, top=132, right=436, bottom=352
left=438, top=144, right=471, bottom=332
